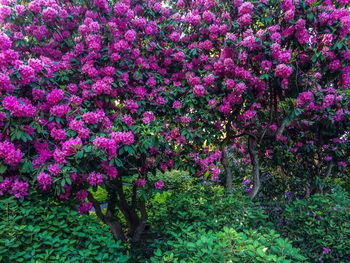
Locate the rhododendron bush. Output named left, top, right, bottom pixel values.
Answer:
left=171, top=0, right=350, bottom=197
left=0, top=0, right=349, bottom=241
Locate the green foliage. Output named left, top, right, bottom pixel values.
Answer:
left=0, top=194, right=129, bottom=263
left=90, top=186, right=108, bottom=203
left=280, top=189, right=350, bottom=262
left=149, top=170, right=268, bottom=234
left=150, top=227, right=306, bottom=263
left=141, top=170, right=296, bottom=262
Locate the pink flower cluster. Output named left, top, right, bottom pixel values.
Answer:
left=0, top=141, right=22, bottom=166
left=2, top=96, right=36, bottom=117
left=110, top=131, right=135, bottom=145
left=275, top=64, right=293, bottom=79
left=0, top=177, right=28, bottom=198
left=37, top=172, right=52, bottom=190
left=88, top=172, right=104, bottom=186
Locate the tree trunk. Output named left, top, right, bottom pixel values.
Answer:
left=131, top=199, right=148, bottom=242
left=221, top=144, right=233, bottom=190
left=305, top=181, right=311, bottom=198
left=88, top=192, right=126, bottom=241
left=105, top=211, right=126, bottom=241
left=248, top=137, right=261, bottom=199
left=115, top=179, right=148, bottom=242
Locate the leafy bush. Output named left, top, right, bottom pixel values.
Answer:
left=140, top=170, right=293, bottom=261
left=150, top=227, right=306, bottom=263
left=280, top=189, right=350, bottom=262
left=149, top=170, right=268, bottom=234
left=0, top=194, right=129, bottom=263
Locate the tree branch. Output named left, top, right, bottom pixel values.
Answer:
left=87, top=192, right=105, bottom=222
left=247, top=136, right=261, bottom=199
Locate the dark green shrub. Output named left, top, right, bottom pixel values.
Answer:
left=0, top=194, right=129, bottom=263
left=281, top=189, right=350, bottom=262
left=150, top=227, right=306, bottom=263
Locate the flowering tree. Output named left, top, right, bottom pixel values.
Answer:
left=170, top=0, right=350, bottom=197
left=0, top=0, right=349, bottom=241
left=0, top=0, right=193, bottom=241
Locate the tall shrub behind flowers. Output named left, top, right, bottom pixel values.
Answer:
left=0, top=0, right=349, bottom=241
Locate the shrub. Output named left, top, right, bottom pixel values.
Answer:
left=149, top=170, right=268, bottom=234
left=0, top=194, right=129, bottom=263
left=280, top=189, right=350, bottom=262
left=150, top=227, right=306, bottom=262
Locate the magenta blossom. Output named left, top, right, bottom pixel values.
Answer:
left=154, top=180, right=165, bottom=190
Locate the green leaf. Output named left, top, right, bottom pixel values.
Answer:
left=0, top=164, right=7, bottom=174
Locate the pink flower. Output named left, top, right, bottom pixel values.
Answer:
left=0, top=32, right=12, bottom=50
left=94, top=0, right=108, bottom=10
left=83, top=111, right=103, bottom=124
left=59, top=185, right=71, bottom=200
left=101, top=162, right=118, bottom=180
left=42, top=7, right=58, bottom=22
left=238, top=2, right=254, bottom=16
left=174, top=51, right=185, bottom=62
left=37, top=172, right=52, bottom=190
left=324, top=156, right=333, bottom=161
left=0, top=73, right=14, bottom=92
left=11, top=180, right=28, bottom=198
left=111, top=131, right=135, bottom=145
left=78, top=202, right=93, bottom=214
left=0, top=141, right=23, bottom=167
left=50, top=128, right=66, bottom=141
left=337, top=161, right=346, bottom=167
left=172, top=101, right=182, bottom=109
left=329, top=60, right=341, bottom=71
left=170, top=32, right=181, bottom=42
left=62, top=137, right=83, bottom=155
left=48, top=164, right=61, bottom=176
left=270, top=124, right=278, bottom=132
left=210, top=167, right=220, bottom=181
left=121, top=115, right=135, bottom=126
left=47, top=89, right=65, bottom=105
left=241, top=110, right=256, bottom=121
left=225, top=79, right=235, bottom=90
left=114, top=2, right=128, bottom=16
left=0, top=178, right=12, bottom=196
left=76, top=189, right=88, bottom=202
left=203, top=11, right=214, bottom=23
left=241, top=36, right=256, bottom=50
left=322, top=94, right=334, bottom=108
left=265, top=149, right=273, bottom=158
left=2, top=96, right=36, bottom=118
left=322, top=247, right=331, bottom=255
left=88, top=172, right=104, bottom=186
left=125, top=30, right=137, bottom=42
left=136, top=178, right=146, bottom=187
left=275, top=64, right=293, bottom=79
left=50, top=104, right=70, bottom=117
left=193, top=85, right=205, bottom=97
left=124, top=99, right=139, bottom=113
left=208, top=99, right=217, bottom=107
left=238, top=14, right=252, bottom=27
left=93, top=137, right=117, bottom=158
left=297, top=91, right=314, bottom=108
left=19, top=65, right=36, bottom=84
left=142, top=111, right=155, bottom=124
left=155, top=180, right=165, bottom=190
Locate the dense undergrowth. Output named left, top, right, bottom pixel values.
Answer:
left=1, top=171, right=349, bottom=262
